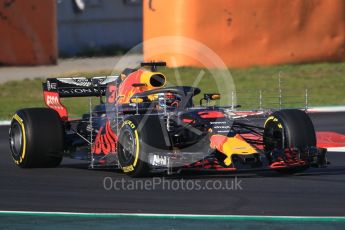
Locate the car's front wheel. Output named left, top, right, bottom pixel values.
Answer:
left=263, top=109, right=316, bottom=174
left=117, top=117, right=150, bottom=177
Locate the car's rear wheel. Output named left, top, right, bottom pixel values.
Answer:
left=9, top=108, right=64, bottom=168
left=263, top=109, right=316, bottom=174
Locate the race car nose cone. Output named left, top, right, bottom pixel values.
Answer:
left=210, top=134, right=257, bottom=166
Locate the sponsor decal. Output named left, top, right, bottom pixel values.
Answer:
left=57, top=77, right=118, bottom=87
left=122, top=120, right=136, bottom=129
left=43, top=91, right=68, bottom=119
left=210, top=121, right=227, bottom=124
left=92, top=121, right=118, bottom=155
left=47, top=81, right=57, bottom=90
left=209, top=119, right=232, bottom=134
left=46, top=95, right=64, bottom=110
left=213, top=126, right=231, bottom=129
left=58, top=78, right=93, bottom=87
left=150, top=155, right=168, bottom=166
left=58, top=88, right=106, bottom=96
left=107, top=84, right=117, bottom=104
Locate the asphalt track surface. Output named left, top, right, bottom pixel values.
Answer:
left=0, top=112, right=345, bottom=216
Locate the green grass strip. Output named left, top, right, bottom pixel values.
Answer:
left=1, top=62, right=344, bottom=119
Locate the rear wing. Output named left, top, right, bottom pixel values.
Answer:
left=43, top=76, right=118, bottom=97
left=43, top=76, right=118, bottom=120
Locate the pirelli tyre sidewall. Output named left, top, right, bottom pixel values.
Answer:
left=9, top=108, right=64, bottom=168
left=9, top=113, right=27, bottom=165
left=118, top=117, right=150, bottom=177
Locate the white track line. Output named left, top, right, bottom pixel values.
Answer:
left=0, top=210, right=344, bottom=221
left=307, top=106, right=345, bottom=113
left=326, top=147, right=345, bottom=152
left=0, top=121, right=10, bottom=126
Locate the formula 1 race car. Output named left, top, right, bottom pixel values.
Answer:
left=9, top=62, right=327, bottom=177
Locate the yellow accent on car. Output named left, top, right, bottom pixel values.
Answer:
left=122, top=165, right=134, bottom=173
left=264, top=115, right=283, bottom=129
left=140, top=71, right=166, bottom=89
left=147, top=94, right=159, bottom=102
left=120, top=121, right=140, bottom=172
left=132, top=130, right=140, bottom=167
left=12, top=114, right=26, bottom=164
left=211, top=134, right=257, bottom=166
left=264, top=116, right=275, bottom=127
left=130, top=98, right=144, bottom=103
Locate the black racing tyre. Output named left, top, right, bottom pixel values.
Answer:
left=117, top=117, right=150, bottom=177
left=117, top=115, right=172, bottom=177
left=263, top=109, right=316, bottom=173
left=264, top=109, right=316, bottom=150
left=9, top=108, right=64, bottom=168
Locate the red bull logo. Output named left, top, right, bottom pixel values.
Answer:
left=210, top=134, right=257, bottom=166
left=92, top=121, right=118, bottom=155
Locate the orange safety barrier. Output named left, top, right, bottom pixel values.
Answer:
left=0, top=0, right=57, bottom=65
left=143, top=0, right=345, bottom=68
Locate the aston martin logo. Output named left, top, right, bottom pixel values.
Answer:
left=57, top=78, right=92, bottom=87
left=57, top=76, right=118, bottom=87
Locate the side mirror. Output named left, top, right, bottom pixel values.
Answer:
left=200, top=93, right=221, bottom=106
left=204, top=93, right=221, bottom=100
